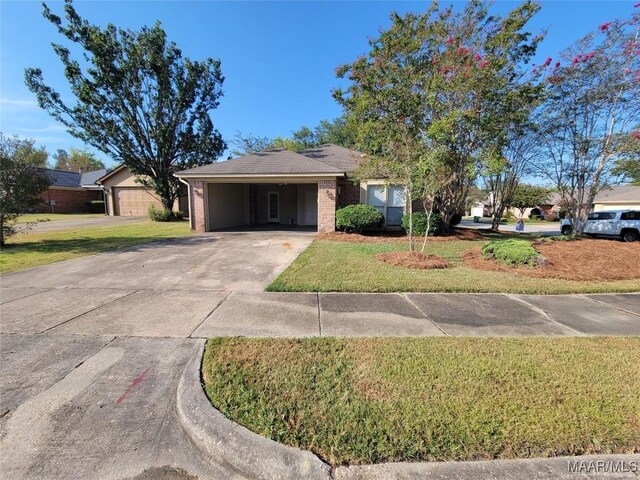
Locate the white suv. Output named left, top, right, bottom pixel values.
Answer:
left=561, top=210, right=640, bottom=242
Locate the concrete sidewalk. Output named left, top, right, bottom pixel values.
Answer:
left=192, top=292, right=640, bottom=338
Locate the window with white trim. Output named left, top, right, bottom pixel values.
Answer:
left=366, top=184, right=406, bottom=226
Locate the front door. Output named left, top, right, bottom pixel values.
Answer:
left=302, top=188, right=318, bottom=225
left=267, top=191, right=280, bottom=223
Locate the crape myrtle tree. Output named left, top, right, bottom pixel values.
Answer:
left=535, top=7, right=640, bottom=233
left=53, top=148, right=105, bottom=172
left=25, top=0, right=225, bottom=212
left=335, top=0, right=544, bottom=235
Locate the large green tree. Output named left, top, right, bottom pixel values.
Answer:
left=335, top=1, right=544, bottom=235
left=25, top=0, right=225, bottom=211
left=535, top=10, right=640, bottom=232
left=53, top=148, right=105, bottom=172
left=0, top=134, right=52, bottom=245
left=508, top=183, right=551, bottom=218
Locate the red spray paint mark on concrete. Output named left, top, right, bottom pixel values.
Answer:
left=116, top=368, right=150, bottom=404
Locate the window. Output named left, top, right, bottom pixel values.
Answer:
left=366, top=184, right=406, bottom=226
left=621, top=211, right=639, bottom=220
left=588, top=212, right=616, bottom=220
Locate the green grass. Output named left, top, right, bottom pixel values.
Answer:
left=16, top=213, right=106, bottom=223
left=203, top=337, right=640, bottom=466
left=267, top=238, right=640, bottom=294
left=0, top=220, right=190, bottom=273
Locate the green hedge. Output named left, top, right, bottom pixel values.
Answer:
left=401, top=212, right=443, bottom=236
left=335, top=204, right=384, bottom=233
left=482, top=239, right=540, bottom=266
left=84, top=200, right=105, bottom=213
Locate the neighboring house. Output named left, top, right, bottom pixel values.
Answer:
left=37, top=168, right=107, bottom=213
left=98, top=164, right=188, bottom=216
left=175, top=144, right=397, bottom=233
left=506, top=192, right=563, bottom=220
left=592, top=185, right=640, bottom=212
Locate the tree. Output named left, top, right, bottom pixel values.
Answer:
left=229, top=132, right=273, bottom=157
left=535, top=10, right=640, bottom=233
left=613, top=157, right=640, bottom=185
left=509, top=183, right=551, bottom=218
left=25, top=0, right=225, bottom=211
left=335, top=1, right=544, bottom=237
left=53, top=148, right=105, bottom=172
left=1, top=136, right=49, bottom=168
left=0, top=134, right=52, bottom=245
left=314, top=117, right=357, bottom=148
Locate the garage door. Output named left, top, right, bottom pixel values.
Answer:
left=113, top=187, right=162, bottom=216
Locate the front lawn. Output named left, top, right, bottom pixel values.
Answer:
left=16, top=213, right=106, bottom=223
left=267, top=235, right=640, bottom=294
left=203, top=337, right=640, bottom=466
left=0, top=221, right=190, bottom=273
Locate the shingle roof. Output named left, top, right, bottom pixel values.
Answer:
left=594, top=185, right=640, bottom=203
left=43, top=168, right=108, bottom=188
left=299, top=144, right=364, bottom=172
left=80, top=169, right=108, bottom=187
left=177, top=148, right=344, bottom=176
left=46, top=169, right=82, bottom=188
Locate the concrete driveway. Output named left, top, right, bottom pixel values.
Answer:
left=0, top=231, right=313, bottom=479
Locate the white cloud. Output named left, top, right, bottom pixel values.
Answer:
left=14, top=124, right=67, bottom=133
left=0, top=97, right=37, bottom=108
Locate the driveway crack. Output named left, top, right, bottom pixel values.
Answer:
left=40, top=291, right=139, bottom=334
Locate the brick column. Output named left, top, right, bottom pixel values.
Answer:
left=190, top=181, right=206, bottom=233
left=317, top=179, right=337, bottom=233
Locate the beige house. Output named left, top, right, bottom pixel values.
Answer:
left=592, top=185, right=640, bottom=212
left=98, top=165, right=187, bottom=216
left=175, top=144, right=405, bottom=233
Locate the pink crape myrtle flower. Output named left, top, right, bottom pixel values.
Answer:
left=543, top=57, right=552, bottom=67
left=599, top=22, right=612, bottom=31
left=478, top=60, right=488, bottom=69
left=634, top=2, right=640, bottom=7
left=474, top=53, right=483, bottom=61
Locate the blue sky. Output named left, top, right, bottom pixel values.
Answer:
left=0, top=1, right=636, bottom=167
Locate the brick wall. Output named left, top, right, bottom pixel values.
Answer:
left=337, top=180, right=360, bottom=208
left=190, top=181, right=206, bottom=233
left=318, top=179, right=337, bottom=233
left=37, top=188, right=101, bottom=214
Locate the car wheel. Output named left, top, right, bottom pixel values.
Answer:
left=622, top=230, right=638, bottom=242
left=561, top=226, right=572, bottom=235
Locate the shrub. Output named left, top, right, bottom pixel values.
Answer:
left=449, top=213, right=462, bottom=226
left=84, top=200, right=105, bottom=213
left=148, top=204, right=172, bottom=222
left=171, top=210, right=184, bottom=220
left=481, top=239, right=540, bottom=266
left=503, top=211, right=517, bottom=222
left=335, top=204, right=384, bottom=233
left=401, top=212, right=442, bottom=236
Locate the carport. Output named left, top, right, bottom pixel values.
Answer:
left=175, top=148, right=352, bottom=233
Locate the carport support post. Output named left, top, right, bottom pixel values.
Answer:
left=318, top=179, right=337, bottom=233
left=190, top=181, right=206, bottom=233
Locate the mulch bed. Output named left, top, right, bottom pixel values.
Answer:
left=318, top=229, right=485, bottom=244
left=463, top=238, right=640, bottom=281
left=375, top=252, right=450, bottom=270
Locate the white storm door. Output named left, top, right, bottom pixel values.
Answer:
left=268, top=191, right=280, bottom=223
left=303, top=188, right=318, bottom=225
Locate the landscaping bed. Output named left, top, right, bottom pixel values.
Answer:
left=203, top=337, right=640, bottom=466
left=463, top=238, right=640, bottom=281
left=375, top=251, right=449, bottom=269
left=0, top=221, right=190, bottom=273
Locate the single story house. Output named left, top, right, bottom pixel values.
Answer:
left=37, top=168, right=107, bottom=213
left=97, top=165, right=188, bottom=216
left=592, top=185, right=640, bottom=212
left=175, top=144, right=403, bottom=233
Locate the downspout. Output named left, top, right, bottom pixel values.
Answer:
left=178, top=176, right=192, bottom=231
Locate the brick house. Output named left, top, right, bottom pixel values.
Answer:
left=175, top=144, right=406, bottom=233
left=37, top=168, right=107, bottom=214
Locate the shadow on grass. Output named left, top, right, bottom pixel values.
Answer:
left=1, top=234, right=216, bottom=258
